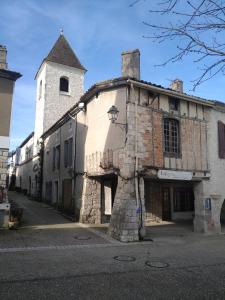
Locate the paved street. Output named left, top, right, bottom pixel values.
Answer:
left=1, top=192, right=225, bottom=299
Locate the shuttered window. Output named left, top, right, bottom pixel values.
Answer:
left=68, top=138, right=73, bottom=167
left=53, top=146, right=60, bottom=170
left=218, top=121, right=225, bottom=159
left=64, top=138, right=73, bottom=168
left=64, top=140, right=68, bottom=167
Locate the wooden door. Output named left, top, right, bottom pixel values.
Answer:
left=162, top=187, right=171, bottom=221
left=145, top=181, right=162, bottom=222
left=63, top=179, right=72, bottom=212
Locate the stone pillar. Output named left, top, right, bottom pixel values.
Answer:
left=80, top=177, right=101, bottom=224
left=194, top=181, right=221, bottom=234
left=0, top=149, right=8, bottom=188
left=108, top=176, right=139, bottom=242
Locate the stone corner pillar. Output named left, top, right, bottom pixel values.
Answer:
left=108, top=177, right=141, bottom=242
left=79, top=177, right=101, bottom=224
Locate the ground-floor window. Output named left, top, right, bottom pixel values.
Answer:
left=173, top=188, right=194, bottom=212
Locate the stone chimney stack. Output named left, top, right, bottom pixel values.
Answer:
left=170, top=79, right=183, bottom=93
left=122, top=49, right=140, bottom=80
left=0, top=45, right=8, bottom=70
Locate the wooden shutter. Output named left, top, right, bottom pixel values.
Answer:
left=68, top=138, right=73, bottom=167
left=52, top=147, right=56, bottom=170
left=64, top=140, right=68, bottom=167
left=218, top=121, right=225, bottom=159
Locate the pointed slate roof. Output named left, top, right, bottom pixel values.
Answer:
left=44, top=34, right=86, bottom=71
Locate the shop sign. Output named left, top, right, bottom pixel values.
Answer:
left=158, top=170, right=193, bottom=181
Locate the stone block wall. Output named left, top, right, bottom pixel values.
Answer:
left=108, top=177, right=139, bottom=242
left=80, top=177, right=101, bottom=224
left=0, top=149, right=8, bottom=188
left=108, top=101, right=143, bottom=242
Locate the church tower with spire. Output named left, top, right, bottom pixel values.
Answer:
left=34, top=33, right=86, bottom=151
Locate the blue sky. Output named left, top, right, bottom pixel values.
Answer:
left=0, top=0, right=224, bottom=150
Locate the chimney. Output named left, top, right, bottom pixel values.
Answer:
left=121, top=49, right=140, bottom=80
left=170, top=79, right=183, bottom=93
left=0, top=45, right=7, bottom=69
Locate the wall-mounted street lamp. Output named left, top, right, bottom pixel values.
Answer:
left=78, top=102, right=85, bottom=112
left=107, top=105, right=127, bottom=130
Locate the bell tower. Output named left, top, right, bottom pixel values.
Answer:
left=33, top=33, right=86, bottom=152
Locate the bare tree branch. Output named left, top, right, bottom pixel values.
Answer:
left=138, top=0, right=225, bottom=89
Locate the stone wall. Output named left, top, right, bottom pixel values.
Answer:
left=108, top=100, right=141, bottom=242
left=108, top=177, right=139, bottom=242
left=193, top=107, right=225, bottom=235
left=80, top=177, right=101, bottom=224
left=0, top=149, right=8, bottom=187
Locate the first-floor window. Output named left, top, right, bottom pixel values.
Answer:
left=164, top=118, right=180, bottom=156
left=218, top=120, right=225, bottom=159
left=64, top=138, right=73, bottom=168
left=53, top=145, right=60, bottom=170
left=174, top=188, right=194, bottom=212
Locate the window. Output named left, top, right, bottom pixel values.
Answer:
left=169, top=97, right=179, bottom=111
left=218, top=121, right=225, bottom=159
left=174, top=188, right=194, bottom=212
left=53, top=145, right=60, bottom=170
left=60, top=77, right=69, bottom=93
left=39, top=80, right=42, bottom=99
left=64, top=138, right=73, bottom=168
left=164, top=118, right=180, bottom=156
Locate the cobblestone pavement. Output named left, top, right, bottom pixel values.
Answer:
left=1, top=192, right=225, bottom=299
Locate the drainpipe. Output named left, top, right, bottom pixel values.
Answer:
left=68, top=113, right=78, bottom=220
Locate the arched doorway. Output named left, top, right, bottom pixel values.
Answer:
left=220, top=199, right=225, bottom=232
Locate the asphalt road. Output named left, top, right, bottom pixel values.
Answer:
left=1, top=192, right=225, bottom=299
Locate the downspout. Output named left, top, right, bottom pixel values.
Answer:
left=73, top=116, right=78, bottom=220
left=59, top=126, right=62, bottom=210
left=68, top=113, right=78, bottom=220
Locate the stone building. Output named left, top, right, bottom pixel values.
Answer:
left=15, top=33, right=85, bottom=199
left=14, top=34, right=225, bottom=242
left=0, top=45, right=21, bottom=188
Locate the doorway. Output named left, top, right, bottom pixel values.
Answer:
left=62, top=179, right=73, bottom=214
left=162, top=187, right=171, bottom=221
left=53, top=181, right=59, bottom=206
left=101, top=176, right=118, bottom=223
